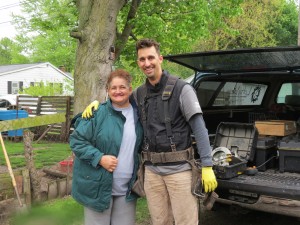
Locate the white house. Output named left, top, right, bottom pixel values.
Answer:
left=0, top=62, right=74, bottom=95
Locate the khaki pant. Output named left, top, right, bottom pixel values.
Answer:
left=144, top=168, right=198, bottom=225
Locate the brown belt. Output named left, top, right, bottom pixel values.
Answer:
left=141, top=147, right=194, bottom=164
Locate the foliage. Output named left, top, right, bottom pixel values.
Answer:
left=270, top=0, right=299, bottom=46
left=193, top=0, right=299, bottom=50
left=0, top=38, right=29, bottom=64
left=19, top=81, right=62, bottom=96
left=19, top=79, right=74, bottom=96
left=118, top=0, right=243, bottom=60
left=10, top=0, right=244, bottom=77
left=12, top=0, right=78, bottom=71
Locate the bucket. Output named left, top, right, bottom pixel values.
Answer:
left=59, top=160, right=73, bottom=173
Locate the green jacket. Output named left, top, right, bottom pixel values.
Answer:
left=69, top=99, right=143, bottom=212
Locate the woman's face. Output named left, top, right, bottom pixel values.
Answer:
left=108, top=77, right=132, bottom=108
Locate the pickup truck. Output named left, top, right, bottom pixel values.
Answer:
left=165, top=46, right=300, bottom=218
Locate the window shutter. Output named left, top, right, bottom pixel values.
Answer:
left=19, top=82, right=23, bottom=92
left=8, top=81, right=12, bottom=94
left=60, top=83, right=63, bottom=94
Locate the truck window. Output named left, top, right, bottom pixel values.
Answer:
left=197, top=81, right=221, bottom=107
left=277, top=82, right=300, bottom=105
left=212, top=82, right=267, bottom=106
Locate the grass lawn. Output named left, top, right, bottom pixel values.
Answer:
left=9, top=196, right=150, bottom=225
left=0, top=138, right=72, bottom=169
left=0, top=138, right=151, bottom=224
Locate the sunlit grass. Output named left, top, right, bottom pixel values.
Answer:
left=9, top=197, right=83, bottom=225
left=9, top=196, right=150, bottom=225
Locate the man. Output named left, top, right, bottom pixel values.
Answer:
left=83, top=38, right=217, bottom=225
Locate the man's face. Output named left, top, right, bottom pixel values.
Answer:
left=137, top=46, right=163, bottom=82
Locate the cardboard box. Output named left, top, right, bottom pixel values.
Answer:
left=255, top=120, right=296, bottom=136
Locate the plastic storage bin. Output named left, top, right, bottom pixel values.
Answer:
left=0, top=110, right=28, bottom=137
left=212, top=122, right=258, bottom=179
left=213, top=156, right=246, bottom=179
left=213, top=122, right=258, bottom=161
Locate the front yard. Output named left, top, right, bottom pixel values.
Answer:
left=0, top=138, right=151, bottom=225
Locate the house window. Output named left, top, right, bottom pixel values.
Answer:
left=7, top=81, right=23, bottom=94
left=12, top=81, right=19, bottom=94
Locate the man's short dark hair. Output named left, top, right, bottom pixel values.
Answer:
left=136, top=38, right=160, bottom=55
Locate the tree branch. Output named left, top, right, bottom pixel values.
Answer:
left=115, top=0, right=142, bottom=59
left=70, top=31, right=83, bottom=41
left=130, top=32, right=138, bottom=41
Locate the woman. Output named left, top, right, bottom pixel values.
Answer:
left=70, top=69, right=143, bottom=225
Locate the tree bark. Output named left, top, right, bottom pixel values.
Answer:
left=23, top=130, right=41, bottom=202
left=73, top=0, right=125, bottom=114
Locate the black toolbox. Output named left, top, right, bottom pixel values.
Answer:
left=278, top=136, right=300, bottom=173
left=255, top=136, right=278, bottom=171
left=212, top=122, right=258, bottom=179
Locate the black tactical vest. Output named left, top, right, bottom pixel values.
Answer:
left=136, top=71, right=192, bottom=153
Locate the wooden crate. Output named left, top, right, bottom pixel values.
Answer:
left=255, top=120, right=296, bottom=136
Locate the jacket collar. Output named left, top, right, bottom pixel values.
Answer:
left=146, top=70, right=169, bottom=93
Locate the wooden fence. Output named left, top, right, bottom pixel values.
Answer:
left=15, top=95, right=74, bottom=142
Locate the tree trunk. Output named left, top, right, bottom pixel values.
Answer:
left=72, top=0, right=125, bottom=114
left=23, top=130, right=41, bottom=202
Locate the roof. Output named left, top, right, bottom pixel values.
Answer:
left=0, top=62, right=73, bottom=80
left=0, top=63, right=40, bottom=73
left=164, top=46, right=300, bottom=73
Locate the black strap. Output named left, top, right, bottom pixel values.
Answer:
left=162, top=76, right=179, bottom=151
left=162, top=75, right=178, bottom=101
left=136, top=84, right=149, bottom=150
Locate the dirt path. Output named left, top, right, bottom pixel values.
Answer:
left=0, top=165, right=8, bottom=173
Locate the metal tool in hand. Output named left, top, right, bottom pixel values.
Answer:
left=192, top=160, right=205, bottom=198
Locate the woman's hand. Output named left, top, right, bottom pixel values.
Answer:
left=99, top=155, right=118, bottom=172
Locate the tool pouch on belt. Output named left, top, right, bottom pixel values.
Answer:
left=132, top=161, right=146, bottom=197
left=188, top=159, right=204, bottom=198
left=188, top=159, right=219, bottom=210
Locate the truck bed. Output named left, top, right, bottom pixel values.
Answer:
left=217, top=170, right=300, bottom=201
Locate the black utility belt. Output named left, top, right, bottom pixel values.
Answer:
left=141, top=147, right=194, bottom=164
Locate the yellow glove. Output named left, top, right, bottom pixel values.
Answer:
left=202, top=167, right=218, bottom=193
left=82, top=100, right=100, bottom=119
